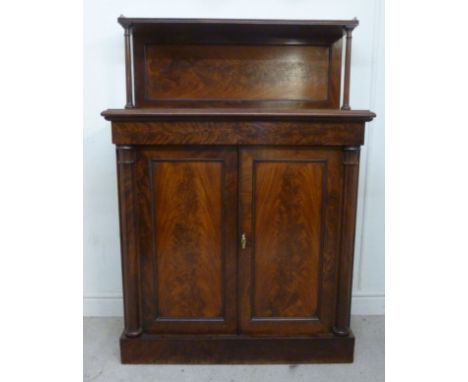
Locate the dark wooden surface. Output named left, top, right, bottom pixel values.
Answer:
left=342, top=27, right=353, bottom=110
left=104, top=17, right=375, bottom=364
left=119, top=17, right=357, bottom=47
left=102, top=109, right=374, bottom=147
left=153, top=160, right=223, bottom=318
left=118, top=17, right=359, bottom=28
left=253, top=161, right=323, bottom=317
left=136, top=148, right=238, bottom=334
left=102, top=108, right=375, bottom=120
left=145, top=45, right=329, bottom=100
left=125, top=17, right=352, bottom=109
left=120, top=331, right=355, bottom=364
left=111, top=121, right=366, bottom=146
left=116, top=146, right=141, bottom=337
left=334, top=147, right=361, bottom=336
left=239, top=148, right=342, bottom=336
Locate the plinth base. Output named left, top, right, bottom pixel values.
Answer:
left=120, top=331, right=354, bottom=364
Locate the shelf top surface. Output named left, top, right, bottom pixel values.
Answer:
left=117, top=16, right=359, bottom=29
left=102, top=108, right=375, bottom=122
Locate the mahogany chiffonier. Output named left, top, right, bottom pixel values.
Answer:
left=101, top=16, right=375, bottom=364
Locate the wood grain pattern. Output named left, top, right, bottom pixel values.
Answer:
left=153, top=160, right=223, bottom=318
left=253, top=161, right=324, bottom=317
left=106, top=17, right=375, bottom=363
left=128, top=18, right=353, bottom=108
left=239, top=148, right=343, bottom=336
left=137, top=148, right=238, bottom=334
left=111, top=121, right=366, bottom=146
left=144, top=45, right=329, bottom=102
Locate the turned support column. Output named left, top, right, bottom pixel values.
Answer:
left=341, top=27, right=353, bottom=111
left=333, top=146, right=360, bottom=336
left=124, top=26, right=134, bottom=109
left=116, top=146, right=141, bottom=337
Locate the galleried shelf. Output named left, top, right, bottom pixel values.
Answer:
left=101, top=16, right=375, bottom=364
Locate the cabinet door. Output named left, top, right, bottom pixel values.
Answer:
left=137, top=148, right=237, bottom=334
left=239, top=148, right=343, bottom=335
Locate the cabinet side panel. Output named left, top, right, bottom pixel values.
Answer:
left=253, top=161, right=324, bottom=318
left=152, top=161, right=223, bottom=318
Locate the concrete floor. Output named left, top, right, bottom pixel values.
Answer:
left=84, top=316, right=384, bottom=382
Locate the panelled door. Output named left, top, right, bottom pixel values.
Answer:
left=239, top=147, right=343, bottom=336
left=137, top=147, right=237, bottom=334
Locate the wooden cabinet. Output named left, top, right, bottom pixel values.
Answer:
left=102, top=17, right=375, bottom=364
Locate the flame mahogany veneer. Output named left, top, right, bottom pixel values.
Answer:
left=101, top=16, right=375, bottom=364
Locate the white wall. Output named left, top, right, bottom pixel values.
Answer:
left=84, top=0, right=385, bottom=316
